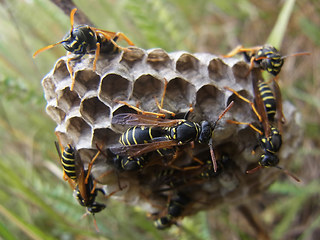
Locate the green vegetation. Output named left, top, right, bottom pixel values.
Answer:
left=0, top=0, right=318, bottom=239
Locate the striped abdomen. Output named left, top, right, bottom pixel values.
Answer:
left=119, top=126, right=164, bottom=146
left=258, top=82, right=276, bottom=121
left=61, top=144, right=77, bottom=180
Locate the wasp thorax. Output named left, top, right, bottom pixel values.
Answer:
left=198, top=121, right=212, bottom=143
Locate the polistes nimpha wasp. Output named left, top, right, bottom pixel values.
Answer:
left=222, top=44, right=310, bottom=77
left=111, top=101, right=234, bottom=173
left=224, top=79, right=300, bottom=182
left=55, top=134, right=124, bottom=231
left=154, top=193, right=190, bottom=230
left=33, top=8, right=134, bottom=91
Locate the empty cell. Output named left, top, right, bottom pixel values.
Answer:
left=52, top=59, right=70, bottom=83
left=42, top=77, right=56, bottom=101
left=73, top=70, right=100, bottom=97
left=80, top=96, right=110, bottom=126
left=195, top=84, right=226, bottom=122
left=165, top=78, right=197, bottom=113
left=232, top=61, right=250, bottom=83
left=66, top=116, right=92, bottom=147
left=46, top=106, right=66, bottom=124
left=132, top=75, right=164, bottom=112
left=57, top=87, right=80, bottom=112
left=99, top=74, right=131, bottom=104
left=208, top=58, right=229, bottom=81
left=92, top=127, right=121, bottom=147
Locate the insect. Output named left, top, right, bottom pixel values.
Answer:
left=224, top=81, right=300, bottom=181
left=154, top=193, right=190, bottom=230
left=33, top=8, right=134, bottom=90
left=111, top=101, right=234, bottom=173
left=222, top=44, right=310, bottom=77
left=55, top=135, right=112, bottom=231
left=112, top=153, right=151, bottom=171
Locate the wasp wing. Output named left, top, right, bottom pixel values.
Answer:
left=110, top=140, right=179, bottom=157
left=73, top=150, right=89, bottom=203
left=112, top=113, right=182, bottom=127
left=271, top=79, right=285, bottom=134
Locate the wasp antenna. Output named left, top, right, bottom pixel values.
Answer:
left=281, top=51, right=310, bottom=59
left=274, top=166, right=301, bottom=182
left=33, top=40, right=66, bottom=58
left=208, top=138, right=218, bottom=172
left=212, top=101, right=234, bottom=130
left=246, top=165, right=262, bottom=174
left=69, top=8, right=78, bottom=33
left=92, top=215, right=100, bottom=233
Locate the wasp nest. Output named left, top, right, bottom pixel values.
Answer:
left=42, top=47, right=301, bottom=225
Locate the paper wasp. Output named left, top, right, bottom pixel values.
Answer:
left=33, top=8, right=134, bottom=91
left=111, top=101, right=234, bottom=173
left=154, top=193, right=190, bottom=230
left=222, top=44, right=310, bottom=77
left=55, top=135, right=112, bottom=231
left=224, top=79, right=300, bottom=181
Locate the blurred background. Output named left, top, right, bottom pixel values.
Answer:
left=0, top=0, right=319, bottom=239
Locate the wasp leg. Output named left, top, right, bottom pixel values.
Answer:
left=92, top=42, right=100, bottom=71
left=166, top=148, right=204, bottom=171
left=154, top=78, right=176, bottom=117
left=227, top=120, right=263, bottom=136
left=85, top=149, right=101, bottom=185
left=67, top=54, right=84, bottom=91
left=116, top=100, right=166, bottom=118
left=224, top=86, right=262, bottom=122
left=221, top=45, right=260, bottom=58
left=113, top=32, right=135, bottom=46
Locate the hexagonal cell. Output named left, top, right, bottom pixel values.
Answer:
left=92, top=127, right=120, bottom=147
left=208, top=58, right=230, bottom=81
left=147, top=49, right=171, bottom=69
left=231, top=61, right=250, bottom=83
left=73, top=70, right=100, bottom=98
left=111, top=105, right=138, bottom=133
left=46, top=105, right=66, bottom=124
left=164, top=77, right=197, bottom=113
left=42, top=76, right=56, bottom=101
left=99, top=74, right=132, bottom=105
left=80, top=96, right=111, bottom=127
left=66, top=116, right=92, bottom=148
left=57, top=87, right=81, bottom=113
left=54, top=131, right=73, bottom=147
left=195, top=84, right=226, bottom=122
left=120, top=47, right=145, bottom=67
left=225, top=89, right=257, bottom=123
left=131, top=74, right=164, bottom=112
left=176, top=53, right=200, bottom=75
left=52, top=58, right=70, bottom=84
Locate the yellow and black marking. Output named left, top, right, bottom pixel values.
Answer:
left=223, top=44, right=309, bottom=77
left=120, top=126, right=164, bottom=146
left=33, top=8, right=134, bottom=91
left=253, top=45, right=284, bottom=76
left=258, top=82, right=276, bottom=121
left=154, top=193, right=190, bottom=230
left=60, top=144, right=77, bottom=180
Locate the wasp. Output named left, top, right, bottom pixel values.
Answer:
left=55, top=135, right=118, bottom=231
left=154, top=193, right=190, bottom=230
left=33, top=8, right=134, bottom=91
left=222, top=44, right=310, bottom=77
left=224, top=80, right=300, bottom=181
left=111, top=101, right=234, bottom=173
